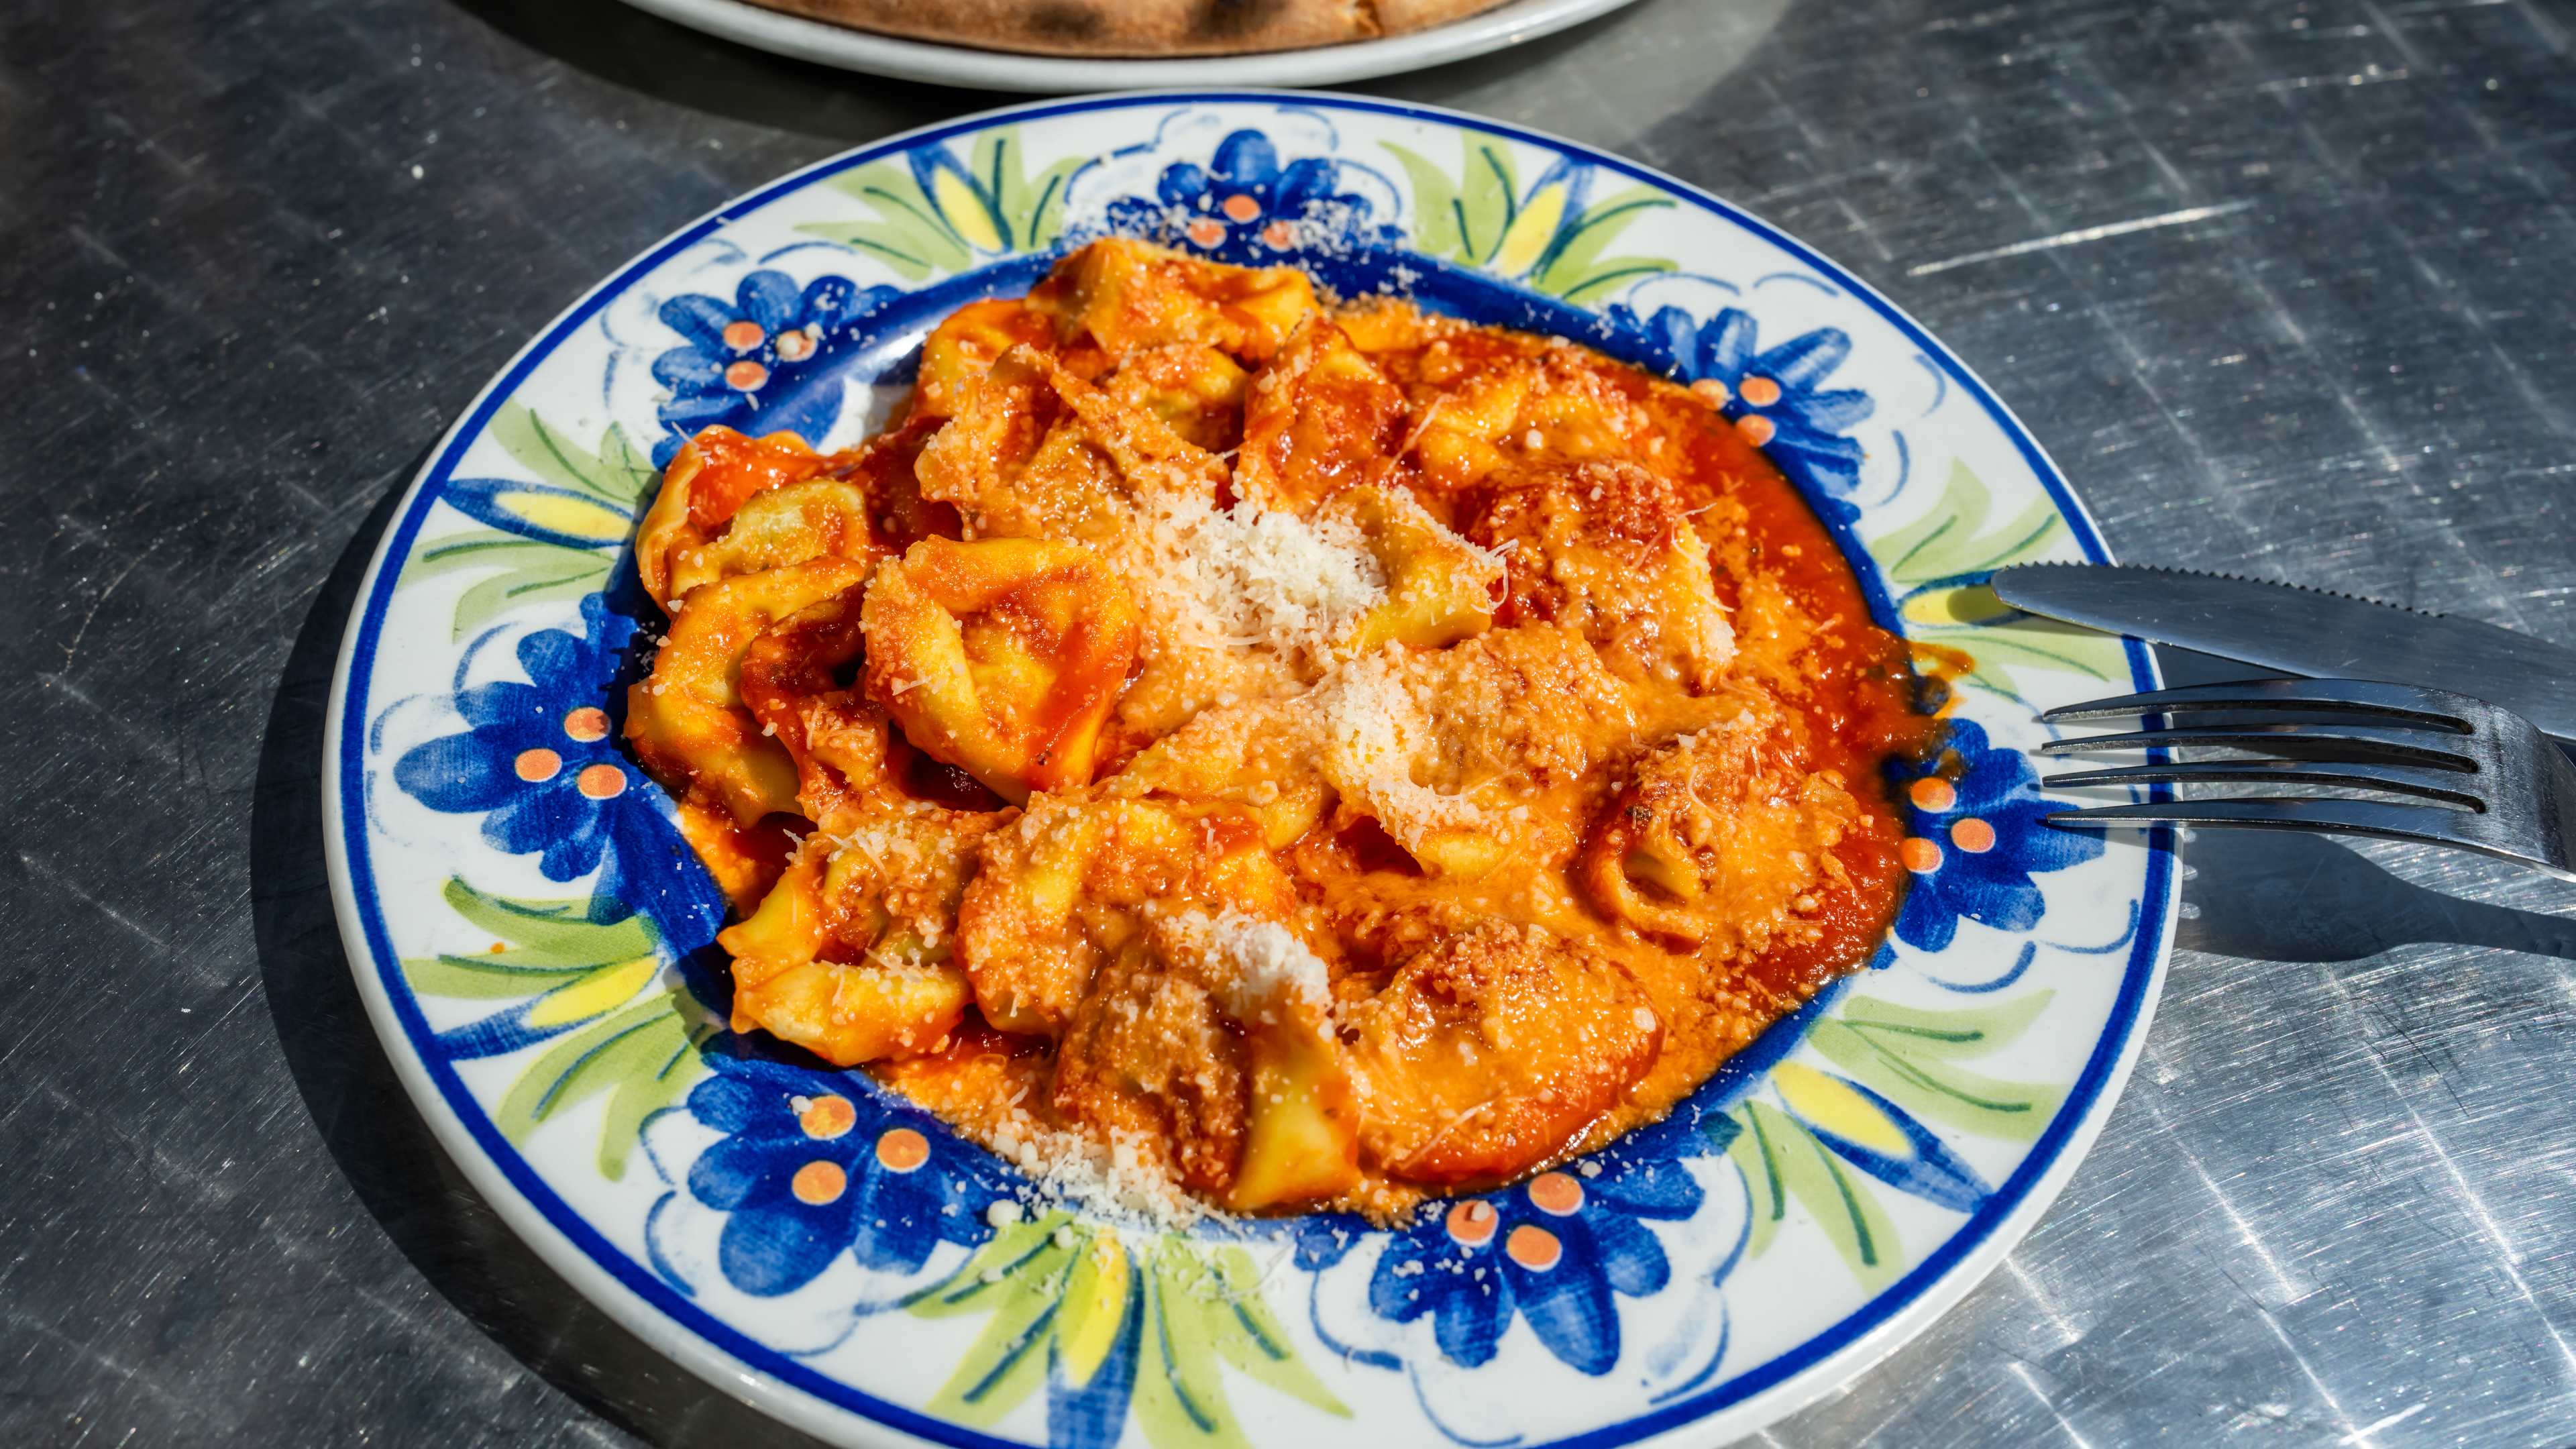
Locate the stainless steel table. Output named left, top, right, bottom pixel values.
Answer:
left=8, top=0, right=2575, bottom=1443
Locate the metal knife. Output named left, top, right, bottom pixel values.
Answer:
left=1989, top=563, right=2576, bottom=746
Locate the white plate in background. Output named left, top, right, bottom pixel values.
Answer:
left=616, top=0, right=1646, bottom=91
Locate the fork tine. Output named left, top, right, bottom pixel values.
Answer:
left=2041, top=759, right=2485, bottom=807
left=2045, top=797, right=2463, bottom=845
left=2035, top=723, right=2479, bottom=767
left=2039, top=679, right=2473, bottom=731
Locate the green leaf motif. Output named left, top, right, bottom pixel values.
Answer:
left=1134, top=1241, right=1347, bottom=1449
left=1458, top=138, right=1515, bottom=265
left=402, top=879, right=655, bottom=989
left=407, top=405, right=645, bottom=639
left=1874, top=459, right=2061, bottom=586
left=807, top=160, right=974, bottom=280
left=1534, top=184, right=1676, bottom=301
left=918, top=1219, right=1087, bottom=1426
left=409, top=531, right=610, bottom=640
left=1729, top=1101, right=1901, bottom=1291
left=1806, top=994, right=2067, bottom=1142
left=493, top=989, right=710, bottom=1179
left=801, top=129, right=1079, bottom=276
left=912, top=1218, right=1344, bottom=1447
left=1841, top=991, right=2055, bottom=1059
left=1381, top=136, right=1672, bottom=299
left=971, top=133, right=1083, bottom=250
left=1379, top=144, right=1462, bottom=260
left=402, top=881, right=698, bottom=1180
left=1722, top=1106, right=1786, bottom=1261
left=1872, top=459, right=2121, bottom=699
left=488, top=404, right=658, bottom=510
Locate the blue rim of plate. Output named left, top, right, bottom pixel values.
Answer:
left=324, top=89, right=2175, bottom=1448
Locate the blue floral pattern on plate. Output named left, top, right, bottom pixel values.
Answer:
left=392, top=593, right=666, bottom=904
left=1894, top=718, right=2108, bottom=953
left=1300, top=1112, right=1709, bottom=1376
left=1607, top=303, right=1877, bottom=517
left=335, top=95, right=2173, bottom=1449
left=1100, top=128, right=1401, bottom=265
left=684, top=1053, right=1006, bottom=1294
left=651, top=269, right=900, bottom=466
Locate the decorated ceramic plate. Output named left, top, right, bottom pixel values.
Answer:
left=323, top=92, right=2175, bottom=1449
left=614, top=0, right=1644, bottom=92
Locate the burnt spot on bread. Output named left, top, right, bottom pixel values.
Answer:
left=1199, top=0, right=1285, bottom=38
left=1024, top=2, right=1104, bottom=38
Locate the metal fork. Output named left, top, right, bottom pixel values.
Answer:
left=2033, top=678, right=2576, bottom=883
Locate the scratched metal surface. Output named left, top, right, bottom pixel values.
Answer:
left=7, top=0, right=2576, bottom=1444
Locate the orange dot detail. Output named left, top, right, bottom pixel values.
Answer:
left=1738, top=376, right=1784, bottom=407
left=1950, top=817, right=1998, bottom=854
left=1527, top=1172, right=1584, bottom=1216
left=1221, top=193, right=1263, bottom=223
left=1505, top=1224, right=1563, bottom=1272
left=1900, top=837, right=1944, bottom=873
left=1909, top=777, right=1957, bottom=813
left=773, top=328, right=816, bottom=362
left=1446, top=1199, right=1499, bottom=1247
left=1186, top=217, right=1226, bottom=248
left=1735, top=413, right=1777, bottom=447
left=513, top=748, right=561, bottom=782
left=1690, top=377, right=1732, bottom=407
left=721, top=319, right=765, bottom=352
left=875, top=1127, right=932, bottom=1173
left=576, top=763, right=627, bottom=800
left=799, top=1094, right=857, bottom=1140
left=1260, top=220, right=1295, bottom=249
left=791, top=1160, right=847, bottom=1205
left=725, top=360, right=769, bottom=390
left=562, top=706, right=610, bottom=743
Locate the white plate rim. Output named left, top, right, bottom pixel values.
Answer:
left=612, top=0, right=1646, bottom=92
left=319, top=87, right=2180, bottom=1449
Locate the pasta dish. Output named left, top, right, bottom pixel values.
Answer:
left=625, top=239, right=1929, bottom=1222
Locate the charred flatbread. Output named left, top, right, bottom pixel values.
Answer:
left=735, top=0, right=1512, bottom=58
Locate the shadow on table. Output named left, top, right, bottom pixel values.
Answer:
left=451, top=0, right=973, bottom=137
left=248, top=464, right=830, bottom=1449
left=2176, top=829, right=2576, bottom=964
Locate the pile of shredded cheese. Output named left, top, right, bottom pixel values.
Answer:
left=1135, top=490, right=1387, bottom=661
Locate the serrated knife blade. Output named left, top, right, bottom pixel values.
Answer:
left=1990, top=563, right=2576, bottom=745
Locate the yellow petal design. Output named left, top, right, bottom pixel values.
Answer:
left=1900, top=584, right=2012, bottom=629
left=1054, top=1232, right=1130, bottom=1387
left=1774, top=1062, right=1911, bottom=1155
left=1491, top=182, right=1570, bottom=277
left=932, top=167, right=1006, bottom=253
left=502, top=490, right=633, bottom=543
left=527, top=955, right=659, bottom=1028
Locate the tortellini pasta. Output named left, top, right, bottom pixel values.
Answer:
left=861, top=537, right=1141, bottom=803
left=953, top=795, right=1297, bottom=1035
left=1576, top=698, right=1864, bottom=957
left=1030, top=235, right=1317, bottom=364
left=1344, top=922, right=1662, bottom=1186
left=637, top=427, right=867, bottom=606
left=625, top=557, right=871, bottom=824
left=625, top=239, right=1927, bottom=1222
left=720, top=844, right=980, bottom=1066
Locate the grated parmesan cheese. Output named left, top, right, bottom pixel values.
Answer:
left=1309, top=647, right=1481, bottom=845
left=1167, top=908, right=1333, bottom=1024
left=1134, top=492, right=1387, bottom=660
left=995, top=1119, right=1215, bottom=1230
